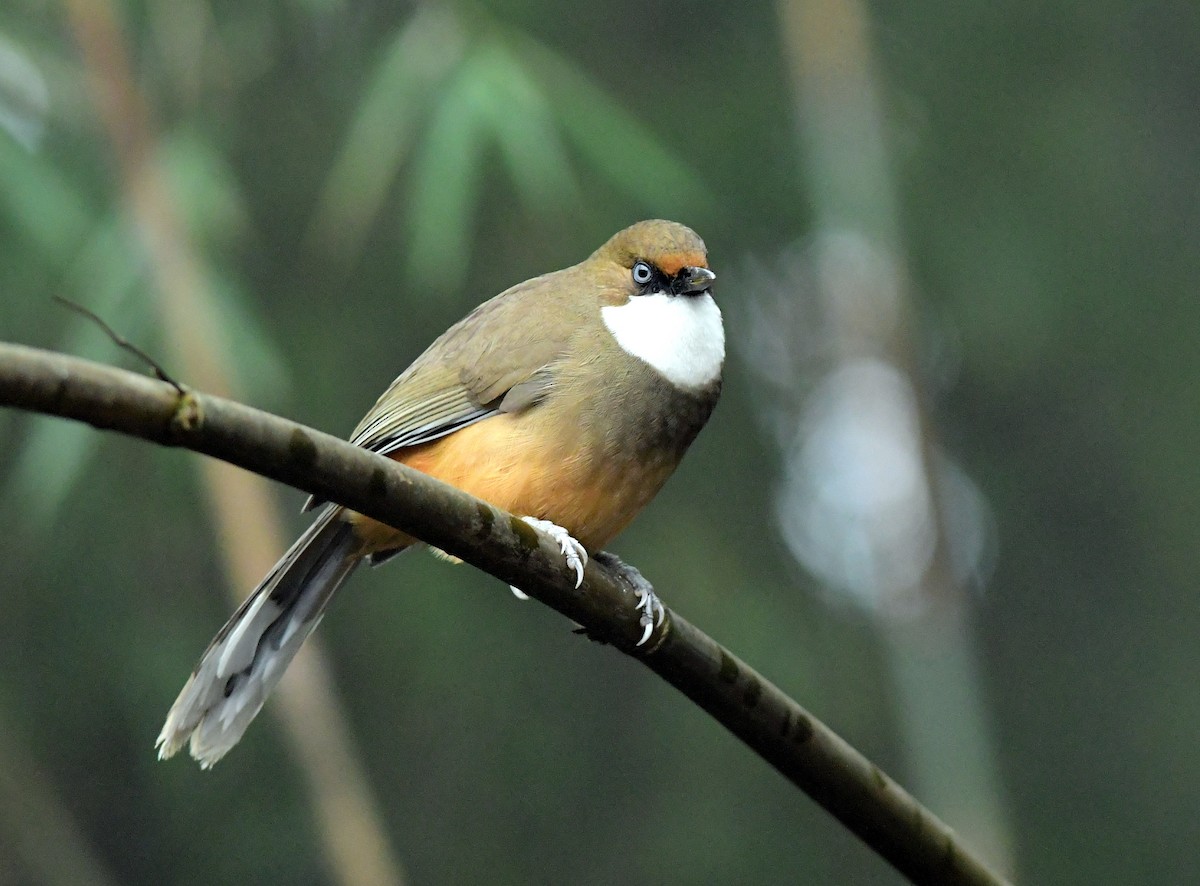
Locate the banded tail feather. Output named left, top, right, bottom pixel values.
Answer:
left=156, top=507, right=381, bottom=768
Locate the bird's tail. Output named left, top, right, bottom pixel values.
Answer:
left=156, top=506, right=367, bottom=768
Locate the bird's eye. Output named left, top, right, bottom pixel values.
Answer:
left=631, top=261, right=654, bottom=287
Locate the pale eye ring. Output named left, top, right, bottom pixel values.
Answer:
left=631, top=260, right=654, bottom=286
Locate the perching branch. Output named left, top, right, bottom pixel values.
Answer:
left=0, top=342, right=1009, bottom=886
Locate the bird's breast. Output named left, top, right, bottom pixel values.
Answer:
left=599, top=292, right=725, bottom=390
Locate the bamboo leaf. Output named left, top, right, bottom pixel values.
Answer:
left=524, top=38, right=713, bottom=218
left=0, top=133, right=93, bottom=262
left=0, top=34, right=48, bottom=151
left=6, top=217, right=147, bottom=527
left=475, top=40, right=578, bottom=212
left=404, top=53, right=488, bottom=291
left=307, top=6, right=465, bottom=260
left=157, top=129, right=248, bottom=244
left=202, top=270, right=292, bottom=404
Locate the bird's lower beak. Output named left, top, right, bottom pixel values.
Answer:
left=672, top=266, right=716, bottom=295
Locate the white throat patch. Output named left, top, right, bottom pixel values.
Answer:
left=601, top=292, right=725, bottom=389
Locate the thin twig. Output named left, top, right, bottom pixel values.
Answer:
left=53, top=295, right=184, bottom=393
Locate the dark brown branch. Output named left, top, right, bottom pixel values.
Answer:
left=0, top=342, right=1009, bottom=886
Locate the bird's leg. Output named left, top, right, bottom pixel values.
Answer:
left=592, top=551, right=665, bottom=647
left=509, top=516, right=588, bottom=599
left=505, top=524, right=664, bottom=648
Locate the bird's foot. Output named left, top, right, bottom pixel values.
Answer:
left=593, top=551, right=665, bottom=647
left=509, top=517, right=588, bottom=599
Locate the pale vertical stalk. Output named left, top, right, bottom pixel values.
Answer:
left=777, top=0, right=1016, bottom=874
left=63, top=3, right=407, bottom=885
left=883, top=611, right=1013, bottom=871
left=0, top=718, right=122, bottom=886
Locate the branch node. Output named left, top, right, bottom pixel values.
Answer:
left=169, top=389, right=203, bottom=434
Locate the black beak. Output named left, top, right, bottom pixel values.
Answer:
left=671, top=266, right=716, bottom=296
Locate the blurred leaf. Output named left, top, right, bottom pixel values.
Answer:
left=351, top=9, right=711, bottom=292
left=404, top=22, right=709, bottom=289
left=289, top=0, right=347, bottom=14
left=157, top=128, right=248, bottom=244
left=0, top=34, right=48, bottom=150
left=523, top=36, right=713, bottom=219
left=475, top=40, right=578, bottom=212
left=203, top=268, right=292, bottom=405
left=307, top=5, right=465, bottom=261
left=10, top=406, right=104, bottom=530
left=405, top=51, right=488, bottom=291
left=5, top=231, right=288, bottom=527
left=0, top=133, right=92, bottom=264
left=6, top=216, right=148, bottom=528
left=156, top=130, right=288, bottom=403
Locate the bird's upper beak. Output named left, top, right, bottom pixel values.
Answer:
left=671, top=266, right=716, bottom=296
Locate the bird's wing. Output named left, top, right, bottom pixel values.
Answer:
left=348, top=272, right=569, bottom=457
left=346, top=364, right=497, bottom=455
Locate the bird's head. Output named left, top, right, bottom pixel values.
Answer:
left=589, top=219, right=715, bottom=305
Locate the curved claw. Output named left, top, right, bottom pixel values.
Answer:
left=634, top=586, right=665, bottom=646
left=638, top=617, right=654, bottom=646
left=593, top=551, right=666, bottom=647
left=520, top=517, right=587, bottom=589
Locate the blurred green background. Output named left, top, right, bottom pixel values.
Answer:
left=2, top=0, right=1198, bottom=883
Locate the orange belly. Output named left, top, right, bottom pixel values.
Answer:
left=347, top=413, right=675, bottom=556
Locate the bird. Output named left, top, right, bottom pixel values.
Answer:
left=156, top=219, right=725, bottom=768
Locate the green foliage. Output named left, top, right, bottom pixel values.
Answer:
left=1, top=0, right=1198, bottom=884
